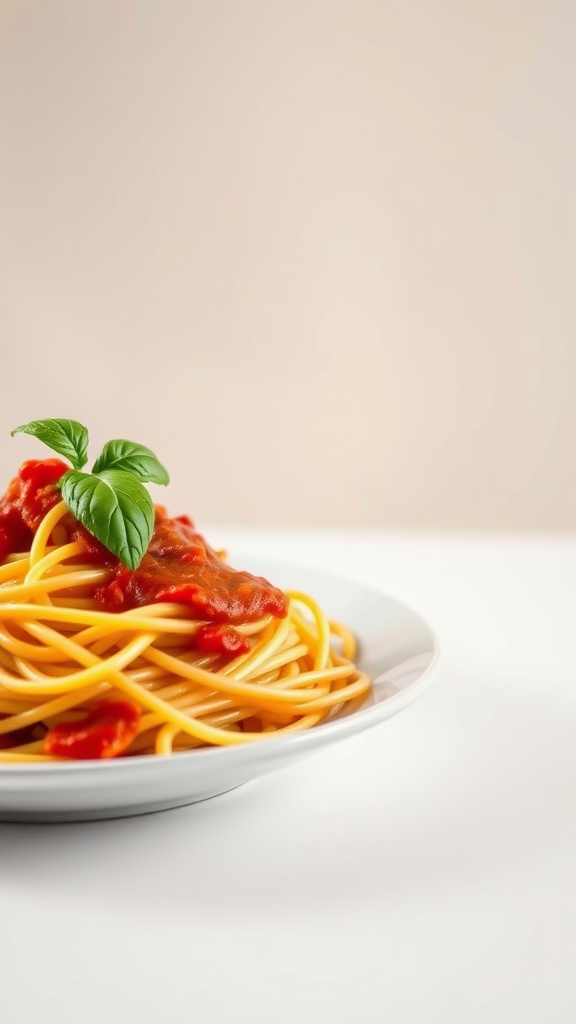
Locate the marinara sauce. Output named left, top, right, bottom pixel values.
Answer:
left=0, top=458, right=68, bottom=561
left=0, top=459, right=287, bottom=657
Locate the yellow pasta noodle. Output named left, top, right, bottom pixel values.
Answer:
left=0, top=499, right=370, bottom=761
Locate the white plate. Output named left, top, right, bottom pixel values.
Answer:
left=0, top=557, right=440, bottom=822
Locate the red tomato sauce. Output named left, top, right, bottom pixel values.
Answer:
left=0, top=461, right=287, bottom=658
left=83, top=506, right=287, bottom=626
left=195, top=623, right=250, bottom=656
left=43, top=699, right=140, bottom=759
left=0, top=459, right=69, bottom=562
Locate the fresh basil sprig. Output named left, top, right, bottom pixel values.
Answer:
left=12, top=419, right=89, bottom=470
left=11, top=418, right=169, bottom=570
left=60, top=469, right=155, bottom=571
left=92, top=439, right=169, bottom=484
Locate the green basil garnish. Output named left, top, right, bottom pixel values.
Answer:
left=11, top=419, right=89, bottom=470
left=12, top=418, right=168, bottom=570
left=91, top=439, right=169, bottom=485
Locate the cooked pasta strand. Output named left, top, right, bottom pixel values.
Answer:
left=0, top=502, right=370, bottom=760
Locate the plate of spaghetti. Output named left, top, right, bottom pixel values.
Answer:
left=0, top=419, right=439, bottom=821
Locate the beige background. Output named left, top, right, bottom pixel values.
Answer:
left=1, top=0, right=574, bottom=529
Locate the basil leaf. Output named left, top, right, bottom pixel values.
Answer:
left=61, top=469, right=154, bottom=570
left=11, top=419, right=89, bottom=470
left=92, top=439, right=169, bottom=485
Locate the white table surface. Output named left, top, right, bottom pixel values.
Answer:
left=1, top=529, right=574, bottom=1024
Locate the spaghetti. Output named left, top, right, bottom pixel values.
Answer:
left=0, top=461, right=370, bottom=762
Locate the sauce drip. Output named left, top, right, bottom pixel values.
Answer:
left=43, top=700, right=140, bottom=759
